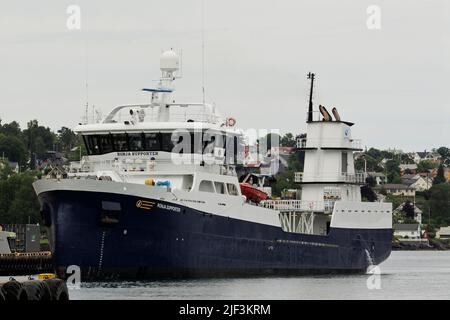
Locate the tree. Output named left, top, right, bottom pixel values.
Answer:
left=366, top=148, right=382, bottom=161
left=402, top=200, right=415, bottom=220
left=417, top=160, right=437, bottom=172
left=366, top=175, right=376, bottom=188
left=436, top=147, right=450, bottom=160
left=280, top=133, right=296, bottom=147
left=58, top=127, right=78, bottom=153
left=0, top=133, right=27, bottom=165
left=361, top=185, right=377, bottom=202
left=0, top=120, right=22, bottom=137
left=355, top=154, right=383, bottom=172
left=385, top=159, right=401, bottom=183
left=0, top=169, right=41, bottom=224
left=433, top=164, right=446, bottom=185
left=400, top=153, right=414, bottom=164
left=22, top=120, right=57, bottom=167
left=428, top=184, right=450, bottom=224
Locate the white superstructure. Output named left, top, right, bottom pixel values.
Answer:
left=39, top=55, right=391, bottom=236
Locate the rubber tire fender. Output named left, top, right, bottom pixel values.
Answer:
left=43, top=278, right=69, bottom=300
left=22, top=280, right=52, bottom=300
left=1, top=279, right=28, bottom=300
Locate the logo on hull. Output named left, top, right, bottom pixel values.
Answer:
left=136, top=200, right=155, bottom=210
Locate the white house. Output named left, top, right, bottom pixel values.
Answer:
left=409, top=152, right=422, bottom=164
left=8, top=161, right=19, bottom=173
left=375, top=184, right=416, bottom=197
left=393, top=202, right=423, bottom=224
left=436, top=227, right=450, bottom=240
left=402, top=174, right=433, bottom=191
left=399, top=164, right=418, bottom=174
left=394, top=224, right=421, bottom=239
left=367, top=172, right=387, bottom=185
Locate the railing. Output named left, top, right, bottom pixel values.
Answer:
left=68, top=158, right=237, bottom=176
left=103, top=104, right=223, bottom=124
left=260, top=199, right=335, bottom=213
left=294, top=172, right=366, bottom=184
left=296, top=137, right=362, bottom=150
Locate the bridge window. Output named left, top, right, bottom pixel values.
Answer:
left=161, top=133, right=175, bottom=152
left=128, top=133, right=144, bottom=151
left=226, top=183, right=239, bottom=196
left=112, top=134, right=128, bottom=151
left=199, top=180, right=214, bottom=193
left=214, top=182, right=226, bottom=194
left=85, top=134, right=113, bottom=155
left=82, top=130, right=243, bottom=157
left=144, top=133, right=161, bottom=151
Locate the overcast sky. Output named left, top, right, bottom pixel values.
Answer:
left=1, top=0, right=449, bottom=152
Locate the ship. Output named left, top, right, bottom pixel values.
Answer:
left=33, top=50, right=392, bottom=280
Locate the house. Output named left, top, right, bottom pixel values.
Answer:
left=401, top=174, right=433, bottom=191
left=375, top=184, right=416, bottom=197
left=367, top=172, right=387, bottom=185
left=8, top=161, right=19, bottom=173
left=417, top=151, right=441, bottom=163
left=409, top=152, right=422, bottom=164
left=393, top=202, right=423, bottom=224
left=436, top=227, right=450, bottom=240
left=399, top=164, right=418, bottom=175
left=394, top=224, right=421, bottom=239
left=0, top=160, right=19, bottom=173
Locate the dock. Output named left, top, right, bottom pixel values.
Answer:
left=0, top=251, right=53, bottom=276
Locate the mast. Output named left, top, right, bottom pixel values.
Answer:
left=307, top=72, right=315, bottom=122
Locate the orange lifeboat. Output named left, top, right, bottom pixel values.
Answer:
left=239, top=183, right=268, bottom=203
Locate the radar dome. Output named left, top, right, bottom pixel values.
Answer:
left=160, top=49, right=179, bottom=72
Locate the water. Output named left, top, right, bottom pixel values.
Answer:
left=69, top=251, right=450, bottom=300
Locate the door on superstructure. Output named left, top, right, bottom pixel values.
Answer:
left=341, top=152, right=348, bottom=173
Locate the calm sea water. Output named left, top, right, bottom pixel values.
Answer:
left=69, top=251, right=450, bottom=300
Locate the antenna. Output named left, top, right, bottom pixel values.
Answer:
left=307, top=72, right=315, bottom=122
left=201, top=0, right=206, bottom=105
left=84, top=25, right=89, bottom=124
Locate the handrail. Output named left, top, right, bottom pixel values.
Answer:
left=260, top=199, right=335, bottom=213
left=297, top=137, right=362, bottom=150
left=103, top=104, right=223, bottom=124
left=294, top=172, right=366, bottom=184
left=68, top=158, right=237, bottom=176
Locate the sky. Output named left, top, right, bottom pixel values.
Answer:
left=0, top=0, right=449, bottom=152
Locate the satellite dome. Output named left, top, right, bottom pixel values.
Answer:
left=160, top=49, right=179, bottom=72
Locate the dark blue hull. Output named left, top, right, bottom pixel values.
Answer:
left=37, top=190, right=392, bottom=280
